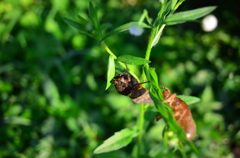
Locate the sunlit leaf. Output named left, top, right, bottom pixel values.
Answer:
left=117, top=55, right=150, bottom=65
left=94, top=128, right=137, bottom=154
left=171, top=0, right=178, bottom=10
left=165, top=6, right=217, bottom=25
left=106, top=55, right=115, bottom=90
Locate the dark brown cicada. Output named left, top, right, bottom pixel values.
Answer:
left=110, top=68, right=153, bottom=104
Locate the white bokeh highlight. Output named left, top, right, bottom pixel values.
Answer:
left=129, top=25, right=144, bottom=36
left=202, top=14, right=218, bottom=32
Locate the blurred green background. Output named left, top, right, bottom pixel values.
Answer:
left=0, top=0, right=239, bottom=157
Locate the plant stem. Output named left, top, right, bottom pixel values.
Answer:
left=145, top=27, right=157, bottom=61
left=137, top=14, right=167, bottom=157
left=137, top=103, right=145, bottom=156
left=137, top=24, right=160, bottom=158
left=102, top=42, right=117, bottom=59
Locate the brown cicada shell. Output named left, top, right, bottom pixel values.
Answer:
left=158, top=87, right=196, bottom=140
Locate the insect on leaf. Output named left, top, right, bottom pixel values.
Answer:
left=106, top=55, right=115, bottom=90
left=117, top=55, right=151, bottom=65
left=93, top=128, right=137, bottom=154
left=165, top=6, right=217, bottom=25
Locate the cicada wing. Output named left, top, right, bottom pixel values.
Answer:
left=131, top=89, right=154, bottom=104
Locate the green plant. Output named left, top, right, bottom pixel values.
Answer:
left=64, top=1, right=216, bottom=157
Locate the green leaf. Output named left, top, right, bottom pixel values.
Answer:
left=100, top=23, right=111, bottom=32
left=201, top=85, right=214, bottom=103
left=165, top=6, right=217, bottom=25
left=162, top=0, right=172, bottom=18
left=63, top=18, right=94, bottom=38
left=177, top=95, right=200, bottom=105
left=117, top=55, right=150, bottom=65
left=105, top=55, right=115, bottom=90
left=4, top=116, right=31, bottom=126
left=93, top=128, right=137, bottom=154
left=77, top=15, right=88, bottom=25
left=171, top=0, right=178, bottom=10
left=88, top=2, right=100, bottom=32
left=197, top=85, right=214, bottom=114
left=101, top=22, right=151, bottom=41
left=149, top=67, right=160, bottom=89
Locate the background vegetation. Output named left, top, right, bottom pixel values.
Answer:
left=0, top=0, right=239, bottom=157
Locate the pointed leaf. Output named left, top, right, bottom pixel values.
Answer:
left=94, top=128, right=137, bottom=154
left=117, top=55, right=150, bottom=65
left=101, top=22, right=151, bottom=41
left=100, top=23, right=111, bottom=32
left=106, top=55, right=115, bottom=90
left=171, top=0, right=178, bottom=10
left=149, top=67, right=160, bottom=88
left=177, top=95, right=200, bottom=105
left=88, top=2, right=100, bottom=31
left=165, top=6, right=217, bottom=25
left=77, top=15, right=88, bottom=25
left=162, top=0, right=172, bottom=18
left=63, top=18, right=94, bottom=38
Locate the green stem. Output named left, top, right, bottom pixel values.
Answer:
left=137, top=11, right=168, bottom=157
left=139, top=9, right=148, bottom=23
left=145, top=27, right=157, bottom=61
left=137, top=103, right=145, bottom=156
left=137, top=23, right=160, bottom=158
left=102, top=42, right=117, bottom=59
left=102, top=42, right=140, bottom=81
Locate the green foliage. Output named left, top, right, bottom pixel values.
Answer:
left=0, top=0, right=239, bottom=157
left=117, top=55, right=151, bottom=65
left=165, top=6, right=217, bottom=25
left=94, top=128, right=137, bottom=154
left=106, top=55, right=115, bottom=90
left=177, top=95, right=201, bottom=105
